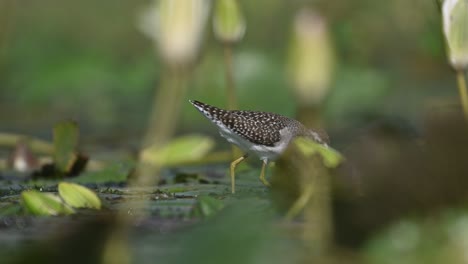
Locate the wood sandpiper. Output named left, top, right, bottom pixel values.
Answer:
left=190, top=100, right=329, bottom=193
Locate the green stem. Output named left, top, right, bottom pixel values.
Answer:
left=142, top=67, right=188, bottom=148
left=457, top=70, right=468, bottom=121
left=223, top=44, right=237, bottom=110
left=223, top=44, right=242, bottom=158
left=136, top=66, right=189, bottom=185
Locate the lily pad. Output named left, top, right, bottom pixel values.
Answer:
left=141, top=135, right=215, bottom=166
left=191, top=195, right=224, bottom=218
left=21, top=190, right=74, bottom=216
left=58, top=182, right=101, bottom=209
left=73, top=163, right=131, bottom=184
left=294, top=137, right=344, bottom=168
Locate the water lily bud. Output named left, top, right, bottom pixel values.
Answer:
left=7, top=139, right=39, bottom=173
left=443, top=0, right=468, bottom=70
left=139, top=0, right=210, bottom=66
left=213, top=0, right=246, bottom=44
left=287, top=9, right=334, bottom=106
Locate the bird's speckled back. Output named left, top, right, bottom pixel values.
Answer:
left=190, top=100, right=327, bottom=147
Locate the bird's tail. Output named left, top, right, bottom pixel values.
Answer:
left=189, top=100, right=226, bottom=123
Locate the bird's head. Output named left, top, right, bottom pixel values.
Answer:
left=306, top=128, right=330, bottom=146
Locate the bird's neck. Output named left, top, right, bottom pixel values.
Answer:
left=295, top=125, right=329, bottom=146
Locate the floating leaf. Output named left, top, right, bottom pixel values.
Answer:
left=73, top=163, right=131, bottom=184
left=58, top=182, right=101, bottom=209
left=141, top=135, right=215, bottom=166
left=191, top=195, right=224, bottom=218
left=21, top=190, right=74, bottom=216
left=53, top=121, right=79, bottom=173
left=294, top=137, right=344, bottom=168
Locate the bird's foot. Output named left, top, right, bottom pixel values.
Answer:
left=259, top=177, right=271, bottom=187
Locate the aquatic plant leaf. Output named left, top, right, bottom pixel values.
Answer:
left=141, top=135, right=215, bottom=166
left=58, top=182, right=101, bottom=209
left=191, top=195, right=224, bottom=218
left=21, top=190, right=74, bottom=216
left=73, top=163, right=131, bottom=184
left=294, top=137, right=344, bottom=168
left=53, top=121, right=79, bottom=173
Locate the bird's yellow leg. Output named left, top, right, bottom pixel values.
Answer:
left=259, top=160, right=271, bottom=187
left=230, top=154, right=248, bottom=194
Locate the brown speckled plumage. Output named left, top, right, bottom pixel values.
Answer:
left=190, top=100, right=327, bottom=147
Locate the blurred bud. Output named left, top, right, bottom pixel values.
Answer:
left=287, top=9, right=334, bottom=106
left=7, top=139, right=39, bottom=173
left=213, top=0, right=246, bottom=44
left=138, top=0, right=210, bottom=66
left=443, top=0, right=468, bottom=70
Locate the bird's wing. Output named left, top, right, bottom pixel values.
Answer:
left=221, top=111, right=288, bottom=147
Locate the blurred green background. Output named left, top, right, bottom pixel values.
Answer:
left=0, top=0, right=455, bottom=147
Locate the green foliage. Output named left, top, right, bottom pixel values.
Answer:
left=58, top=182, right=101, bottom=209
left=53, top=121, right=79, bottom=173
left=0, top=0, right=449, bottom=136
left=21, top=190, right=75, bottom=216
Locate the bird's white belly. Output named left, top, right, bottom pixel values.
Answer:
left=217, top=124, right=290, bottom=162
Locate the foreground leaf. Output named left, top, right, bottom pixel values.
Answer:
left=365, top=210, right=468, bottom=264
left=141, top=135, right=215, bottom=166
left=172, top=200, right=277, bottom=264
left=58, top=182, right=101, bottom=209
left=21, top=190, right=74, bottom=216
left=53, top=121, right=79, bottom=173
